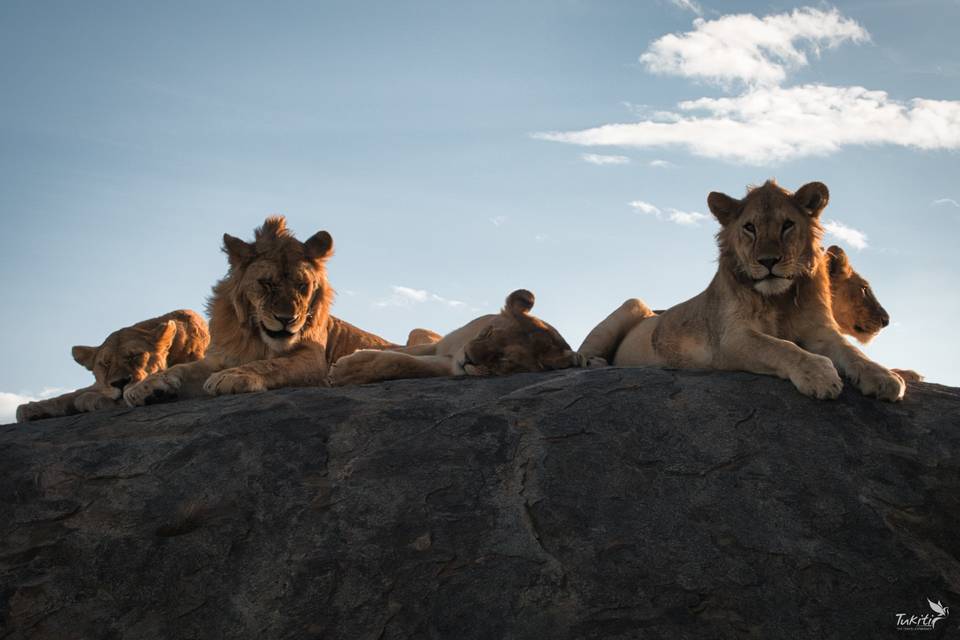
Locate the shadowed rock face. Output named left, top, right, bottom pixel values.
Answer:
left=1, top=369, right=958, bottom=639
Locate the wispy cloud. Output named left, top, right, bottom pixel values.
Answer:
left=931, top=198, right=959, bottom=208
left=581, top=153, right=630, bottom=165
left=629, top=200, right=661, bottom=216
left=629, top=201, right=709, bottom=226
left=489, top=215, right=508, bottom=227
left=667, top=0, right=703, bottom=17
left=0, top=388, right=65, bottom=424
left=649, top=159, right=676, bottom=168
left=534, top=84, right=960, bottom=165
left=641, top=8, right=868, bottom=87
left=823, top=219, right=868, bottom=250
left=374, top=286, right=465, bottom=309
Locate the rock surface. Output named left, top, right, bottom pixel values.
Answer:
left=1, top=368, right=959, bottom=639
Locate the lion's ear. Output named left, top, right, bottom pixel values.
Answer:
left=153, top=320, right=178, bottom=353
left=826, top=245, right=851, bottom=278
left=707, top=192, right=742, bottom=226
left=304, top=231, right=333, bottom=261
left=72, top=345, right=97, bottom=370
left=794, top=181, right=829, bottom=217
left=223, top=234, right=254, bottom=268
left=504, top=289, right=535, bottom=318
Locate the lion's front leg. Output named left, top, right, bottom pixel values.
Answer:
left=799, top=329, right=905, bottom=402
left=203, top=347, right=327, bottom=396
left=15, top=387, right=90, bottom=423
left=330, top=350, right=453, bottom=386
left=720, top=329, right=843, bottom=400
left=124, top=358, right=219, bottom=406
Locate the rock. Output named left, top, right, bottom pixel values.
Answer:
left=1, top=368, right=958, bottom=639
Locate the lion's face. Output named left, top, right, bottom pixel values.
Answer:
left=709, top=180, right=828, bottom=296
left=455, top=290, right=582, bottom=376
left=72, top=321, right=178, bottom=399
left=827, top=245, right=890, bottom=343
left=222, top=216, right=333, bottom=353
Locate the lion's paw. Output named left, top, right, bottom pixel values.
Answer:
left=203, top=368, right=267, bottom=396
left=852, top=363, right=906, bottom=402
left=790, top=355, right=843, bottom=400
left=124, top=371, right=182, bottom=407
left=329, top=351, right=379, bottom=386
left=582, top=355, right=608, bottom=369
left=74, top=391, right=119, bottom=413
left=16, top=401, right=53, bottom=423
left=891, top=368, right=924, bottom=384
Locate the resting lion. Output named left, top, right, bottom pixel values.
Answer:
left=123, top=216, right=394, bottom=406
left=579, top=180, right=906, bottom=401
left=16, top=310, right=209, bottom=422
left=329, top=289, right=599, bottom=386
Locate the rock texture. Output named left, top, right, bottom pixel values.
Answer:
left=1, top=368, right=959, bottom=639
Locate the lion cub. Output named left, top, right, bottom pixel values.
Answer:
left=330, top=289, right=599, bottom=386
left=580, top=180, right=905, bottom=401
left=16, top=310, right=209, bottom=422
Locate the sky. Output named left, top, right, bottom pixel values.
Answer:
left=1, top=0, right=958, bottom=422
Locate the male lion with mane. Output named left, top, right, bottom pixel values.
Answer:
left=124, top=216, right=393, bottom=405
left=16, top=310, right=209, bottom=422
left=579, top=180, right=906, bottom=401
left=330, top=289, right=600, bottom=385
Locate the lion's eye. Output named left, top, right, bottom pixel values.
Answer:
left=861, top=286, right=868, bottom=297
left=782, top=220, right=794, bottom=233
left=258, top=278, right=274, bottom=290
left=298, top=282, right=309, bottom=295
left=743, top=223, right=756, bottom=234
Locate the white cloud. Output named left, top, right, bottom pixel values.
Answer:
left=375, top=285, right=465, bottom=309
left=823, top=219, right=868, bottom=250
left=649, top=159, right=676, bottom=168
left=931, top=198, right=959, bottom=208
left=581, top=153, right=630, bottom=165
left=534, top=84, right=960, bottom=165
left=666, top=208, right=710, bottom=226
left=534, top=234, right=548, bottom=243
left=629, top=200, right=662, bottom=216
left=629, top=201, right=708, bottom=227
left=641, top=8, right=868, bottom=87
left=667, top=0, right=703, bottom=17
left=0, top=388, right=65, bottom=424
left=489, top=215, right=508, bottom=227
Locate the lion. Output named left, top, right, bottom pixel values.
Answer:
left=16, top=310, right=209, bottom=422
left=824, top=246, right=923, bottom=383
left=329, top=289, right=600, bottom=386
left=578, top=180, right=906, bottom=401
left=123, top=216, right=395, bottom=406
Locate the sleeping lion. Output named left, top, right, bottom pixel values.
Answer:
left=16, top=310, right=209, bottom=422
left=579, top=180, right=906, bottom=401
left=123, top=216, right=394, bottom=406
left=329, top=289, right=600, bottom=386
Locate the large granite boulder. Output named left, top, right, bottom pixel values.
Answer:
left=1, top=368, right=958, bottom=639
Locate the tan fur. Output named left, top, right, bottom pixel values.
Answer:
left=123, top=216, right=393, bottom=406
left=580, top=181, right=905, bottom=401
left=330, top=289, right=602, bottom=386
left=405, top=328, right=443, bottom=347
left=16, top=310, right=209, bottom=422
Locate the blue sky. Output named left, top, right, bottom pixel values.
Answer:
left=1, top=0, right=958, bottom=421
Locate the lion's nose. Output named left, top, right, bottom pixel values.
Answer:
left=757, top=257, right=780, bottom=272
left=110, top=376, right=132, bottom=390
left=880, top=310, right=890, bottom=327
left=274, top=314, right=298, bottom=327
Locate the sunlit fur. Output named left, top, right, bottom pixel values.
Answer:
left=330, top=290, right=600, bottom=386
left=123, top=216, right=394, bottom=406
left=825, top=245, right=889, bottom=344
left=579, top=180, right=906, bottom=402
left=16, top=310, right=209, bottom=422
